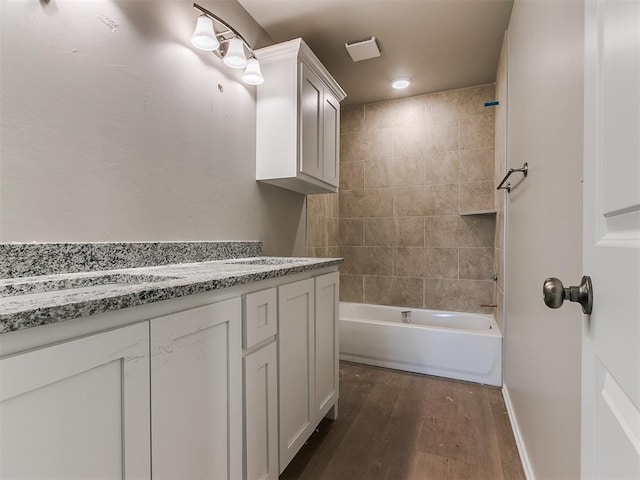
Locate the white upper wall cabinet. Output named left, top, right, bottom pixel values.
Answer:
left=255, top=38, right=346, bottom=195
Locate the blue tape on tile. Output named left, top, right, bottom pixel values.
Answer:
left=484, top=101, right=499, bottom=107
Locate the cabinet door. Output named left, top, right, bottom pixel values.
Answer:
left=314, top=272, right=339, bottom=420
left=244, top=341, right=278, bottom=480
left=322, top=90, right=340, bottom=187
left=278, top=278, right=315, bottom=472
left=151, top=299, right=242, bottom=480
left=0, top=322, right=150, bottom=479
left=299, top=63, right=323, bottom=181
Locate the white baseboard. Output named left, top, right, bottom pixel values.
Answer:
left=502, top=384, right=535, bottom=480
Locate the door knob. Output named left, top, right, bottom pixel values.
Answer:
left=543, top=276, right=593, bottom=314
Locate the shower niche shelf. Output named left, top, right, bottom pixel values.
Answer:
left=460, top=209, right=497, bottom=216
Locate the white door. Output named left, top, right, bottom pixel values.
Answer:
left=322, top=91, right=340, bottom=187
left=150, top=299, right=242, bottom=480
left=278, top=278, right=315, bottom=473
left=299, top=63, right=323, bottom=181
left=244, top=341, right=279, bottom=480
left=0, top=322, right=150, bottom=479
left=314, top=272, right=339, bottom=420
left=582, top=0, right=640, bottom=477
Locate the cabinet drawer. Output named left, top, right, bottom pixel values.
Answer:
left=244, top=288, right=278, bottom=349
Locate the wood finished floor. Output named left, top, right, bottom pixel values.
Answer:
left=280, top=362, right=525, bottom=480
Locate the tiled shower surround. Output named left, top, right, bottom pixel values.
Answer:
left=307, top=84, right=498, bottom=314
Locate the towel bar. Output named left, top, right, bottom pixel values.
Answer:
left=497, top=162, right=528, bottom=193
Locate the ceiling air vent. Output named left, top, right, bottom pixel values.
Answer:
left=345, top=36, right=381, bottom=62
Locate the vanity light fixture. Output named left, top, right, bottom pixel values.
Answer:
left=391, top=78, right=411, bottom=90
left=191, top=3, right=263, bottom=85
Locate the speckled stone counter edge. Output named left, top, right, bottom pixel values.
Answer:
left=0, top=241, right=263, bottom=278
left=0, top=259, right=343, bottom=334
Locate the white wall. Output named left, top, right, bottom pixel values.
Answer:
left=504, top=1, right=583, bottom=478
left=0, top=0, right=306, bottom=256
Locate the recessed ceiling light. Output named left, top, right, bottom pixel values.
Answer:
left=391, top=78, right=411, bottom=89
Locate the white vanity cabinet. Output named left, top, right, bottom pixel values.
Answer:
left=0, top=322, right=151, bottom=479
left=255, top=38, right=346, bottom=195
left=277, top=271, right=340, bottom=473
left=150, top=299, right=242, bottom=480
left=0, top=266, right=340, bottom=479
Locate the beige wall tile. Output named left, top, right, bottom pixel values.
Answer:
left=394, top=217, right=425, bottom=246
left=339, top=190, right=366, bottom=217
left=365, top=217, right=394, bottom=246
left=424, top=279, right=494, bottom=313
left=340, top=274, right=364, bottom=303
left=340, top=132, right=363, bottom=163
left=306, top=215, right=325, bottom=248
left=341, top=105, right=365, bottom=134
left=331, top=193, right=340, bottom=218
left=393, top=119, right=458, bottom=156
left=459, top=247, right=494, bottom=280
left=341, top=189, right=392, bottom=218
left=394, top=248, right=425, bottom=277
left=458, top=148, right=495, bottom=182
left=340, top=218, right=364, bottom=246
left=328, top=217, right=339, bottom=246
left=424, top=248, right=459, bottom=279
left=459, top=181, right=494, bottom=213
left=460, top=115, right=495, bottom=149
left=365, top=155, right=426, bottom=188
left=361, top=128, right=394, bottom=161
left=364, top=158, right=393, bottom=188
left=307, top=195, right=320, bottom=216
left=341, top=246, right=393, bottom=275
left=426, top=151, right=460, bottom=185
left=392, top=124, right=427, bottom=157
left=394, top=186, right=426, bottom=216
left=425, top=215, right=495, bottom=247
left=340, top=162, right=364, bottom=191
left=309, top=85, right=497, bottom=310
left=360, top=217, right=426, bottom=248
left=365, top=95, right=425, bottom=130
left=424, top=184, right=459, bottom=215
left=317, top=193, right=335, bottom=216
left=306, top=247, right=327, bottom=258
left=362, top=188, right=394, bottom=217
left=339, top=246, right=364, bottom=274
left=425, top=118, right=458, bottom=152
left=364, top=276, right=424, bottom=309
left=426, top=84, right=496, bottom=121
left=394, top=185, right=458, bottom=217
left=361, top=247, right=394, bottom=275
left=340, top=129, right=393, bottom=163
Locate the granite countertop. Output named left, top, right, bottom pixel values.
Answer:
left=0, top=256, right=343, bottom=334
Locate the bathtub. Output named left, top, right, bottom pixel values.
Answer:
left=339, top=302, right=502, bottom=386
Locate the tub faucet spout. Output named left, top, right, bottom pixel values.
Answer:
left=401, top=311, right=412, bottom=324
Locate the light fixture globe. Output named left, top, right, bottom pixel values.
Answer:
left=242, top=58, right=264, bottom=85
left=391, top=78, right=411, bottom=89
left=191, top=15, right=219, bottom=51
left=224, top=37, right=248, bottom=68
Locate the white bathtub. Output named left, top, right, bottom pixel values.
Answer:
left=339, top=302, right=502, bottom=386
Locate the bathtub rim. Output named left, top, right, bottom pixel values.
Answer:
left=339, top=301, right=502, bottom=337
